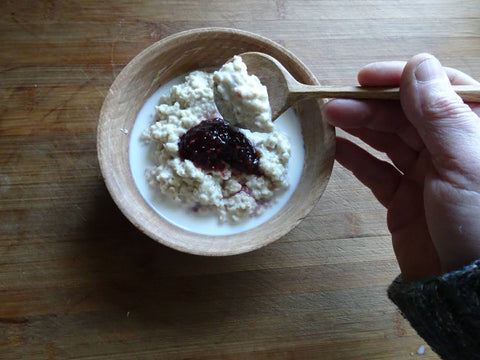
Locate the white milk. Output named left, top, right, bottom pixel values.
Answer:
left=129, top=75, right=305, bottom=236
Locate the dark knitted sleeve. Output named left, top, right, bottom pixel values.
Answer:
left=388, top=260, right=480, bottom=359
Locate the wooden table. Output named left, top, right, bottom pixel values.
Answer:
left=1, top=1, right=479, bottom=359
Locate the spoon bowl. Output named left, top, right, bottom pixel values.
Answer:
left=231, top=52, right=480, bottom=121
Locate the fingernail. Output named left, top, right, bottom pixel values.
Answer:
left=414, top=56, right=444, bottom=82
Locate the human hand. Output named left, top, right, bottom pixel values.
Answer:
left=322, top=53, right=480, bottom=281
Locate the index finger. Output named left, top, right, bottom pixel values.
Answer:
left=324, top=61, right=409, bottom=133
left=358, top=61, right=406, bottom=86
left=358, top=61, right=480, bottom=116
left=358, top=61, right=480, bottom=87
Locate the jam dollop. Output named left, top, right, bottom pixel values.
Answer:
left=178, top=118, right=262, bottom=175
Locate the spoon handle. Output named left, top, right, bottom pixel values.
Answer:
left=292, top=84, right=480, bottom=102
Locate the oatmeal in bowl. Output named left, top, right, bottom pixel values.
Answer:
left=141, top=57, right=291, bottom=224
left=97, top=28, right=335, bottom=255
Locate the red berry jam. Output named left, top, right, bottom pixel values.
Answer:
left=178, top=118, right=262, bottom=175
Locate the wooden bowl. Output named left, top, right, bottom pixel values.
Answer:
left=97, top=28, right=335, bottom=256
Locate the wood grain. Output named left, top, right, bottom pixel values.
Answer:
left=2, top=0, right=480, bottom=359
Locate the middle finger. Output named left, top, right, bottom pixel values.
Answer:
left=323, top=99, right=424, bottom=151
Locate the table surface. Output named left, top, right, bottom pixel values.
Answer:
left=2, top=1, right=479, bottom=359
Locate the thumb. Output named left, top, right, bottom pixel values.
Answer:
left=400, top=53, right=480, bottom=183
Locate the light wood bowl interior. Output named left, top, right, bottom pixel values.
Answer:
left=97, top=27, right=335, bottom=255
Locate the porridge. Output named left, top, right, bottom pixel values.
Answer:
left=141, top=56, right=291, bottom=223
left=213, top=55, right=273, bottom=133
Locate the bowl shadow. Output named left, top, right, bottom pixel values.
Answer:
left=77, top=185, right=284, bottom=332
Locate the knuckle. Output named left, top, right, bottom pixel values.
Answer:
left=422, top=91, right=471, bottom=121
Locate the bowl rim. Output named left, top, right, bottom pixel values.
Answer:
left=97, top=27, right=335, bottom=256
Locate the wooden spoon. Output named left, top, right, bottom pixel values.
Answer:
left=217, top=51, right=480, bottom=122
